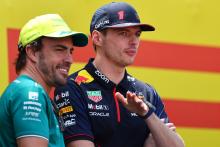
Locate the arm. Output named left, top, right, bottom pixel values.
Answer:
left=144, top=119, right=176, bottom=147
left=17, top=137, right=48, bottom=147
left=54, top=81, right=95, bottom=147
left=67, top=140, right=95, bottom=147
left=144, top=113, right=184, bottom=147
left=12, top=86, right=53, bottom=147
left=143, top=133, right=156, bottom=147
left=115, top=91, right=185, bottom=147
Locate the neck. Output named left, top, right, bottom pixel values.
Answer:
left=93, top=56, right=125, bottom=85
left=19, top=62, right=51, bottom=94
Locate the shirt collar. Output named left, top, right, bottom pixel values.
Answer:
left=85, top=58, right=133, bottom=90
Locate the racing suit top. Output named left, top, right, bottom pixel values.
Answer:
left=0, top=75, right=65, bottom=147
left=54, top=58, right=170, bottom=147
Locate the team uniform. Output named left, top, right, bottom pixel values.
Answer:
left=0, top=75, right=65, bottom=147
left=54, top=58, right=170, bottom=147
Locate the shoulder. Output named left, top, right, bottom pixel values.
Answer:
left=69, top=68, right=95, bottom=86
left=2, top=78, right=48, bottom=107
left=59, top=67, right=95, bottom=89
left=4, top=76, right=45, bottom=99
left=127, top=74, right=160, bottom=103
left=127, top=74, right=156, bottom=93
left=54, top=68, right=91, bottom=101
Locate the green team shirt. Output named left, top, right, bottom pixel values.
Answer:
left=0, top=75, right=65, bottom=147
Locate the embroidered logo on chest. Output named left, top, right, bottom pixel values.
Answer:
left=86, top=90, right=103, bottom=103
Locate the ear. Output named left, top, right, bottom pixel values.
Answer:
left=91, top=30, right=103, bottom=46
left=25, top=44, right=38, bottom=63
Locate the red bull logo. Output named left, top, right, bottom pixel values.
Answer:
left=74, top=70, right=94, bottom=85
left=75, top=76, right=89, bottom=85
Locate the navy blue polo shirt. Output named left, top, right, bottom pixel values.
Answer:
left=54, top=58, right=169, bottom=147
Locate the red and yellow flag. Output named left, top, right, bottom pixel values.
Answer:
left=1, top=1, right=220, bottom=146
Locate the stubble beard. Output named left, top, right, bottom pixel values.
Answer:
left=38, top=53, right=67, bottom=87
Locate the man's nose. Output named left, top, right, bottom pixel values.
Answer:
left=129, top=35, right=139, bottom=45
left=65, top=51, right=73, bottom=64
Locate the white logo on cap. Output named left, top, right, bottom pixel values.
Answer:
left=95, top=19, right=110, bottom=29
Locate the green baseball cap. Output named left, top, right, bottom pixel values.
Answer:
left=18, top=14, right=88, bottom=50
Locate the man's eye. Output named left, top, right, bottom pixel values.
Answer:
left=56, top=48, right=65, bottom=51
left=136, top=32, right=141, bottom=37
left=70, top=49, right=74, bottom=55
left=119, top=31, right=128, bottom=36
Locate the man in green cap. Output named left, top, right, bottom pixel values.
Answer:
left=0, top=14, right=88, bottom=147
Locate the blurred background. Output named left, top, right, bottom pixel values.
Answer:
left=0, top=0, right=220, bottom=146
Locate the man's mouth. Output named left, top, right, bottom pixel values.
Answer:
left=125, top=49, right=136, bottom=56
left=57, top=67, right=69, bottom=76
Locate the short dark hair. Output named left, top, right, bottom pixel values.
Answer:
left=15, top=37, right=43, bottom=74
left=93, top=29, right=108, bottom=51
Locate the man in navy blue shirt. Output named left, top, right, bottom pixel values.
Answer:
left=54, top=2, right=185, bottom=147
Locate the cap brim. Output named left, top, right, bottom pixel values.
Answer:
left=45, top=31, right=88, bottom=47
left=71, top=32, right=88, bottom=47
left=105, top=23, right=155, bottom=31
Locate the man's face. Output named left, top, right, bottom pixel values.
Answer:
left=100, top=26, right=141, bottom=67
left=36, top=37, right=73, bottom=87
